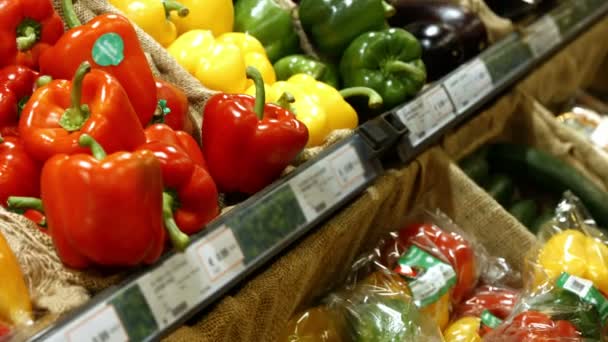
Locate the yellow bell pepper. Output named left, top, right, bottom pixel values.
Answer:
left=169, top=0, right=233, bottom=37
left=167, top=31, right=275, bottom=94
left=536, top=229, right=608, bottom=294
left=443, top=316, right=482, bottom=342
left=0, top=231, right=32, bottom=326
left=420, top=292, right=451, bottom=331
left=108, top=0, right=189, bottom=47
left=245, top=74, right=382, bottom=147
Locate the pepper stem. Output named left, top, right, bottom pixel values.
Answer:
left=382, top=1, right=396, bottom=18
left=276, top=92, right=295, bottom=110
left=163, top=192, right=190, bottom=252
left=151, top=99, right=171, bottom=124
left=384, top=60, right=426, bottom=82
left=163, top=0, right=189, bottom=17
left=0, top=137, right=3, bottom=143
left=7, top=197, right=44, bottom=213
left=59, top=62, right=91, bottom=132
left=340, top=87, right=384, bottom=109
left=246, top=66, right=266, bottom=120
left=61, top=0, right=82, bottom=28
left=78, top=134, right=107, bottom=160
left=36, top=76, right=53, bottom=88
left=16, top=27, right=37, bottom=51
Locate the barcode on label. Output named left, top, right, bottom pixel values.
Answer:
left=563, top=275, right=593, bottom=297
left=66, top=305, right=127, bottom=342
left=171, top=302, right=188, bottom=317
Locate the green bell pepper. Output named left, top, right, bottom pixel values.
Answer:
left=234, top=0, right=301, bottom=62
left=340, top=28, right=426, bottom=110
left=273, top=54, right=340, bottom=88
left=298, top=0, right=395, bottom=60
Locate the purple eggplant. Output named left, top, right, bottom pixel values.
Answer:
left=388, top=0, right=488, bottom=60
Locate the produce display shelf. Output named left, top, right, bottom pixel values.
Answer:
left=29, top=0, right=608, bottom=341
left=369, top=0, right=608, bottom=163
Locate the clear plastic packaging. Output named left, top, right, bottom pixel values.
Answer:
left=277, top=305, right=346, bottom=342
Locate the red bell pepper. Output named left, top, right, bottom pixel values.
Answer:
left=0, top=0, right=64, bottom=69
left=485, top=311, right=581, bottom=341
left=38, top=0, right=157, bottom=125
left=0, top=65, right=51, bottom=128
left=381, top=222, right=477, bottom=304
left=153, top=79, right=189, bottom=132
left=0, top=136, right=40, bottom=207
left=138, top=124, right=219, bottom=236
left=455, top=285, right=519, bottom=320
left=9, top=134, right=168, bottom=269
left=19, top=61, right=146, bottom=162
left=202, top=67, right=309, bottom=194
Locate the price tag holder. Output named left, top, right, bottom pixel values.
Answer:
left=525, top=16, right=562, bottom=57
left=48, top=304, right=128, bottom=342
left=396, top=86, right=456, bottom=147
left=443, top=59, right=493, bottom=113
left=137, top=253, right=208, bottom=330
left=191, top=226, right=245, bottom=285
left=289, top=143, right=367, bottom=222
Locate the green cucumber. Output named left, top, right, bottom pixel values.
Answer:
left=459, top=152, right=490, bottom=186
left=488, top=143, right=608, bottom=229
left=484, top=174, right=515, bottom=207
left=508, top=199, right=538, bottom=229
left=530, top=209, right=554, bottom=235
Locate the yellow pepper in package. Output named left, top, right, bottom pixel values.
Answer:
left=421, top=292, right=451, bottom=331
left=108, top=0, right=189, bottom=47
left=0, top=231, right=32, bottom=326
left=169, top=0, right=233, bottom=37
left=167, top=31, right=275, bottom=94
left=443, top=316, right=481, bottom=342
left=245, top=74, right=382, bottom=147
left=536, top=229, right=608, bottom=294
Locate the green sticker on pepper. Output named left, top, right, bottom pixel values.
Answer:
left=395, top=246, right=456, bottom=308
left=556, top=272, right=608, bottom=324
left=481, top=309, right=503, bottom=329
left=92, top=33, right=125, bottom=67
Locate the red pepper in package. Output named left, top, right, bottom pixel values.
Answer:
left=0, top=136, right=40, bottom=207
left=153, top=79, right=189, bottom=131
left=38, top=0, right=157, bottom=125
left=202, top=66, right=308, bottom=194
left=0, top=0, right=64, bottom=69
left=455, top=285, right=519, bottom=320
left=34, top=134, right=165, bottom=268
left=485, top=311, right=581, bottom=341
left=0, top=65, right=49, bottom=128
left=138, top=124, right=219, bottom=237
left=19, top=62, right=146, bottom=162
left=382, top=222, right=478, bottom=304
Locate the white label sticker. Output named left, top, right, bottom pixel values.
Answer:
left=591, top=119, right=608, bottom=148
left=137, top=253, right=207, bottom=329
left=64, top=305, right=127, bottom=342
left=290, top=143, right=366, bottom=222
left=396, top=86, right=456, bottom=146
left=444, top=59, right=493, bottom=112
left=562, top=274, right=593, bottom=298
left=525, top=16, right=562, bottom=57
left=193, top=226, right=245, bottom=282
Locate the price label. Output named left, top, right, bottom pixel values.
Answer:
left=137, top=253, right=207, bottom=329
left=193, top=226, right=245, bottom=282
left=525, top=16, right=562, bottom=57
left=591, top=119, right=608, bottom=148
left=290, top=143, right=366, bottom=222
left=63, top=305, right=127, bottom=342
left=444, top=59, right=493, bottom=112
left=396, top=86, right=455, bottom=146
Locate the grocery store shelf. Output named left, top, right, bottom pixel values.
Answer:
left=28, top=0, right=608, bottom=340
left=392, top=0, right=608, bottom=163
